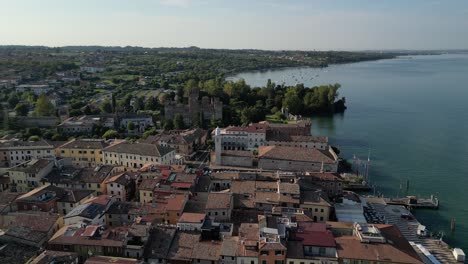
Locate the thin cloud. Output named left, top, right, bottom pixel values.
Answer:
left=159, top=0, right=192, bottom=8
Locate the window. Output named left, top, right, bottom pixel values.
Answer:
left=318, top=247, right=326, bottom=256
left=320, top=209, right=324, bottom=212
left=260, top=251, right=269, bottom=256
left=275, top=250, right=283, bottom=255
left=262, top=261, right=267, bottom=264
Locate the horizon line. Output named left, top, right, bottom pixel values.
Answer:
left=1, top=44, right=467, bottom=53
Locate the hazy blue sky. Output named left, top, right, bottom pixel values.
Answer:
left=1, top=0, right=468, bottom=50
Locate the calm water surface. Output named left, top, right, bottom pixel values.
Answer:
left=229, top=54, right=468, bottom=250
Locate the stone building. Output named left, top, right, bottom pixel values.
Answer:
left=164, top=88, right=223, bottom=125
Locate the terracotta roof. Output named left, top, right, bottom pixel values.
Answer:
left=221, top=237, right=238, bottom=256
left=76, top=165, right=115, bottom=183
left=292, top=222, right=336, bottom=247
left=138, top=179, right=160, bottom=191
left=5, top=211, right=60, bottom=232
left=105, top=172, right=139, bottom=185
left=335, top=224, right=423, bottom=264
left=167, top=194, right=189, bottom=211
left=143, top=227, right=177, bottom=259
left=58, top=189, right=95, bottom=203
left=17, top=185, right=66, bottom=202
left=278, top=182, right=300, bottom=195
left=225, top=123, right=268, bottom=133
left=9, top=159, right=53, bottom=173
left=171, top=182, right=192, bottom=189
left=85, top=256, right=138, bottom=264
left=58, top=138, right=112, bottom=150
left=29, top=250, right=78, bottom=264
left=167, top=232, right=199, bottom=261
left=239, top=223, right=259, bottom=241
left=211, top=172, right=240, bottom=180
left=178, top=212, right=206, bottom=223
left=81, top=225, right=100, bottom=237
left=49, top=225, right=130, bottom=248
left=238, top=223, right=259, bottom=257
left=259, top=242, right=286, bottom=250
left=258, top=146, right=336, bottom=163
left=103, top=142, right=174, bottom=157
left=206, top=193, right=232, bottom=209
left=231, top=180, right=256, bottom=194
left=191, top=241, right=222, bottom=261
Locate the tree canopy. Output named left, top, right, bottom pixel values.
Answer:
left=34, top=94, right=55, bottom=116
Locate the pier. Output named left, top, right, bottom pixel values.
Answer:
left=384, top=195, right=439, bottom=209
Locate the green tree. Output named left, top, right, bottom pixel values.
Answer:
left=101, top=99, right=113, bottom=113
left=28, top=135, right=40, bottom=141
left=174, top=114, right=185, bottom=130
left=145, top=96, right=159, bottom=111
left=135, top=96, right=145, bottom=111
left=8, top=94, right=20, bottom=108
left=163, top=119, right=174, bottom=130
left=102, top=129, right=119, bottom=139
left=282, top=88, right=303, bottom=115
left=127, top=121, right=135, bottom=131
left=142, top=128, right=156, bottom=139
left=34, top=94, right=55, bottom=116
left=184, top=79, right=198, bottom=96
left=14, top=103, right=29, bottom=116
left=160, top=80, right=169, bottom=89
left=111, top=93, right=117, bottom=113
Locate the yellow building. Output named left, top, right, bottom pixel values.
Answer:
left=56, top=139, right=122, bottom=168
left=138, top=179, right=159, bottom=203
left=300, top=191, right=332, bottom=222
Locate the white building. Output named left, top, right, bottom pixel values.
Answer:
left=119, top=114, right=154, bottom=133
left=0, top=139, right=55, bottom=167
left=16, top=84, right=53, bottom=95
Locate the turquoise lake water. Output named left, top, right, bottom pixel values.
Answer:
left=229, top=54, right=468, bottom=251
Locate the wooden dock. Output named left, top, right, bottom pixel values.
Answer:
left=384, top=195, right=439, bottom=209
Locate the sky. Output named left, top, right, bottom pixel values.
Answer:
left=1, top=0, right=468, bottom=50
